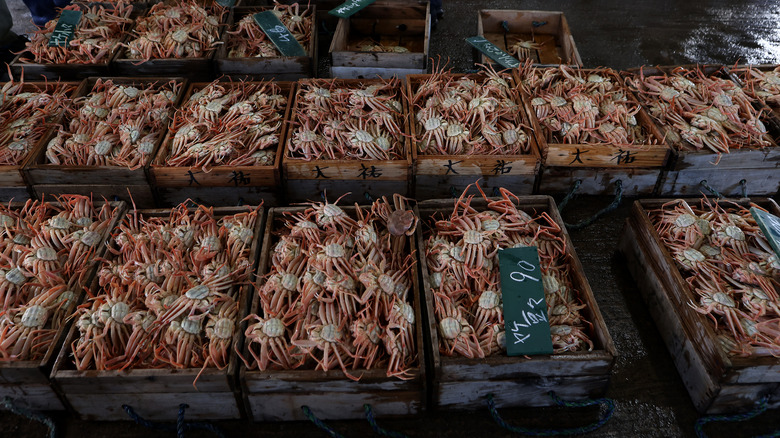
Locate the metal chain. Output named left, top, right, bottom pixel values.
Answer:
left=2, top=397, right=57, bottom=438
left=699, top=180, right=724, bottom=198
left=364, top=404, right=410, bottom=438
left=487, top=392, right=615, bottom=436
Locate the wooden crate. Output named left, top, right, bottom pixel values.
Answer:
left=477, top=10, right=582, bottom=67
left=618, top=198, right=780, bottom=414
left=282, top=78, right=411, bottom=204
left=329, top=2, right=429, bottom=79
left=50, top=205, right=265, bottom=421
left=240, top=205, right=426, bottom=421
left=407, top=72, right=541, bottom=199
left=418, top=195, right=616, bottom=410
left=0, top=199, right=125, bottom=411
left=519, top=68, right=670, bottom=195
left=150, top=80, right=294, bottom=207
left=626, top=65, right=780, bottom=197
left=9, top=3, right=139, bottom=81
left=111, top=4, right=228, bottom=81
left=23, top=77, right=186, bottom=208
left=215, top=6, right=317, bottom=80
left=0, top=81, right=81, bottom=202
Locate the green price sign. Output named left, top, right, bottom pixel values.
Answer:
left=751, top=207, right=780, bottom=259
left=48, top=9, right=82, bottom=48
left=498, top=246, right=553, bottom=356
left=465, top=36, right=520, bottom=69
left=253, top=11, right=306, bottom=57
left=328, top=0, right=376, bottom=19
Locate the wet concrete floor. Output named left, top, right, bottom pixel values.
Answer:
left=3, top=0, right=780, bottom=437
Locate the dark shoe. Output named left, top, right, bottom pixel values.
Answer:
left=0, top=34, right=29, bottom=66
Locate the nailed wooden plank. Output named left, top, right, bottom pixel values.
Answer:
left=248, top=391, right=422, bottom=421
left=437, top=375, right=610, bottom=410
left=0, top=384, right=65, bottom=411
left=414, top=174, right=536, bottom=199
left=537, top=166, right=661, bottom=196
left=330, top=66, right=426, bottom=79
left=33, top=184, right=156, bottom=208
left=284, top=179, right=410, bottom=203
left=65, top=391, right=241, bottom=421
left=155, top=186, right=281, bottom=208
left=658, top=168, right=780, bottom=196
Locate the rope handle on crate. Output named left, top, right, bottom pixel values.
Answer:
left=694, top=395, right=779, bottom=438
left=302, top=405, right=346, bottom=438
left=123, top=403, right=227, bottom=438
left=2, top=396, right=57, bottom=438
left=486, top=392, right=615, bottom=436
left=558, top=180, right=624, bottom=231
left=699, top=180, right=724, bottom=198
left=739, top=179, right=748, bottom=198
left=364, top=404, right=410, bottom=438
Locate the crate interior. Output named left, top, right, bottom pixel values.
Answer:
left=339, top=4, right=428, bottom=53
left=479, top=10, right=577, bottom=65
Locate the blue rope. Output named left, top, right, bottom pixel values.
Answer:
left=694, top=396, right=778, bottom=438
left=177, top=404, right=187, bottom=438
left=2, top=396, right=57, bottom=438
left=123, top=403, right=227, bottom=438
left=364, top=192, right=375, bottom=202
left=364, top=404, right=409, bottom=438
left=700, top=180, right=724, bottom=198
left=739, top=179, right=748, bottom=198
left=449, top=186, right=458, bottom=198
left=557, top=179, right=582, bottom=213
left=487, top=392, right=615, bottom=436
left=562, top=180, right=623, bottom=231
left=302, top=405, right=346, bottom=438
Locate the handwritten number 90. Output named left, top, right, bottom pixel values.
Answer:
left=509, top=260, right=539, bottom=283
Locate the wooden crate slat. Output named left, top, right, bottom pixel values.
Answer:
left=51, top=205, right=265, bottom=420
left=418, top=194, right=616, bottom=410
left=617, top=198, right=780, bottom=413
left=66, top=391, right=241, bottom=421
left=658, top=168, right=780, bottom=197
left=215, top=6, right=317, bottom=80
left=240, top=204, right=426, bottom=421
left=437, top=375, right=611, bottom=410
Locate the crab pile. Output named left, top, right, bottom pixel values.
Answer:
left=242, top=195, right=418, bottom=380
left=164, top=80, right=288, bottom=172
left=124, top=1, right=226, bottom=61
left=71, top=203, right=260, bottom=373
left=626, top=67, right=772, bottom=155
left=225, top=3, right=312, bottom=58
left=648, top=199, right=780, bottom=357
left=424, top=185, right=593, bottom=357
left=45, top=78, right=181, bottom=169
left=22, top=2, right=133, bottom=64
left=507, top=38, right=543, bottom=62
left=0, top=195, right=119, bottom=362
left=355, top=39, right=410, bottom=53
left=287, top=79, right=405, bottom=160
left=0, top=80, right=76, bottom=165
left=730, top=65, right=780, bottom=107
left=519, top=64, right=655, bottom=146
left=410, top=66, right=532, bottom=155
